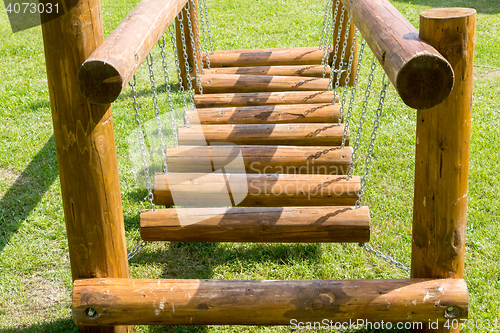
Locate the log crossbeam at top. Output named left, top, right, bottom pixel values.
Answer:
left=77, top=0, right=189, bottom=105
left=340, top=0, right=454, bottom=109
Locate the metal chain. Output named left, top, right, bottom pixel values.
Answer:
left=320, top=0, right=333, bottom=50
left=185, top=0, right=204, bottom=95
left=361, top=243, right=410, bottom=272
left=158, top=36, right=179, bottom=148
left=328, top=6, right=345, bottom=100
left=168, top=24, right=189, bottom=112
left=147, top=53, right=168, bottom=174
left=347, top=55, right=377, bottom=178
left=129, top=75, right=155, bottom=210
left=355, top=74, right=388, bottom=208
left=188, top=0, right=205, bottom=75
left=322, top=0, right=338, bottom=78
left=198, top=0, right=211, bottom=69
left=201, top=0, right=214, bottom=53
left=177, top=9, right=194, bottom=126
left=342, top=40, right=366, bottom=148
left=335, top=15, right=352, bottom=124
left=128, top=240, right=147, bottom=261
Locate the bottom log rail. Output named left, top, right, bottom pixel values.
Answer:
left=194, top=91, right=339, bottom=108
left=73, top=278, right=468, bottom=326
left=140, top=206, right=370, bottom=243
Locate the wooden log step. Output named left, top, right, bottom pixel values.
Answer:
left=177, top=124, right=347, bottom=146
left=199, top=74, right=330, bottom=94
left=140, top=206, right=370, bottom=242
left=194, top=91, right=338, bottom=108
left=187, top=103, right=340, bottom=124
left=166, top=145, right=352, bottom=175
left=73, top=278, right=468, bottom=326
left=204, top=65, right=330, bottom=78
left=153, top=173, right=360, bottom=207
left=202, top=46, right=328, bottom=68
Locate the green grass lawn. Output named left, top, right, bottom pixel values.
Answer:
left=0, top=0, right=499, bottom=332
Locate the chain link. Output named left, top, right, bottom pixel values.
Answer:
left=188, top=0, right=205, bottom=75
left=348, top=55, right=377, bottom=179
left=328, top=6, right=345, bottom=101
left=186, top=0, right=204, bottom=94
left=322, top=0, right=338, bottom=79
left=128, top=240, right=147, bottom=261
left=342, top=40, right=365, bottom=148
left=335, top=15, right=352, bottom=124
left=198, top=0, right=211, bottom=69
left=168, top=24, right=189, bottom=113
left=201, top=0, right=214, bottom=53
left=129, top=75, right=155, bottom=211
left=360, top=243, right=410, bottom=272
left=356, top=74, right=388, bottom=208
left=158, top=36, right=179, bottom=148
left=177, top=9, right=194, bottom=126
left=320, top=0, right=333, bottom=50
left=146, top=53, right=168, bottom=174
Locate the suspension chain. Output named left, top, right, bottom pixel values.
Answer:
left=129, top=75, right=155, bottom=211
left=335, top=15, right=352, bottom=123
left=198, top=0, right=211, bottom=69
left=320, top=0, right=333, bottom=50
left=158, top=36, right=179, bottom=148
left=361, top=243, right=410, bottom=272
left=321, top=0, right=338, bottom=79
left=347, top=55, right=377, bottom=178
left=200, top=0, right=214, bottom=53
left=128, top=240, right=147, bottom=261
left=168, top=24, right=189, bottom=112
left=328, top=6, right=345, bottom=100
left=186, top=0, right=204, bottom=94
left=341, top=40, right=365, bottom=148
left=355, top=74, right=388, bottom=208
left=188, top=0, right=205, bottom=75
left=177, top=9, right=194, bottom=126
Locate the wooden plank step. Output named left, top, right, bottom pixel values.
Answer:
left=73, top=278, right=468, bottom=326
left=187, top=103, right=340, bottom=124
left=153, top=173, right=360, bottom=207
left=178, top=123, right=347, bottom=146
left=204, top=65, right=330, bottom=77
left=194, top=91, right=338, bottom=108
left=199, top=74, right=330, bottom=94
left=202, top=46, right=329, bottom=68
left=140, top=206, right=370, bottom=243
left=166, top=145, right=352, bottom=175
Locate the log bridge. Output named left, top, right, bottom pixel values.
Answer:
left=40, top=0, right=476, bottom=331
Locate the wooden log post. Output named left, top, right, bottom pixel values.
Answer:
left=73, top=278, right=468, bottom=326
left=176, top=0, right=203, bottom=90
left=340, top=0, right=455, bottom=110
left=331, top=1, right=358, bottom=86
left=411, top=8, right=476, bottom=333
left=39, top=1, right=130, bottom=332
left=77, top=0, right=189, bottom=105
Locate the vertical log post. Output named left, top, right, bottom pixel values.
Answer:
left=40, top=1, right=130, bottom=332
left=176, top=0, right=202, bottom=90
left=411, top=8, right=476, bottom=333
left=332, top=1, right=358, bottom=86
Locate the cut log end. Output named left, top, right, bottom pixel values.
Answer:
left=397, top=54, right=454, bottom=110
left=77, top=60, right=123, bottom=105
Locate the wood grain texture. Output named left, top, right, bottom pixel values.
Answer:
left=201, top=47, right=326, bottom=67
left=166, top=145, right=352, bottom=174
left=204, top=65, right=331, bottom=77
left=77, top=0, right=188, bottom=104
left=199, top=74, right=330, bottom=94
left=187, top=103, right=341, bottom=124
left=411, top=8, right=476, bottom=333
left=153, top=173, right=360, bottom=207
left=140, top=206, right=370, bottom=242
left=73, top=278, right=468, bottom=326
left=40, top=1, right=129, bottom=332
left=340, top=0, right=454, bottom=109
left=177, top=123, right=348, bottom=146
left=194, top=91, right=339, bottom=108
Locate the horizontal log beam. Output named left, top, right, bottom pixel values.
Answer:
left=203, top=65, right=331, bottom=77
left=340, top=0, right=454, bottom=109
left=187, top=103, right=341, bottom=124
left=202, top=47, right=327, bottom=68
left=153, top=173, right=360, bottom=207
left=199, top=74, right=330, bottom=94
left=177, top=123, right=348, bottom=146
left=77, top=0, right=188, bottom=105
left=194, top=91, right=339, bottom=108
left=140, top=206, right=370, bottom=242
left=166, top=145, right=352, bottom=174
left=73, top=278, right=468, bottom=326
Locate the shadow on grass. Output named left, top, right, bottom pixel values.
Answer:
left=0, top=135, right=59, bottom=253
left=0, top=318, right=78, bottom=333
left=392, top=0, right=499, bottom=14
